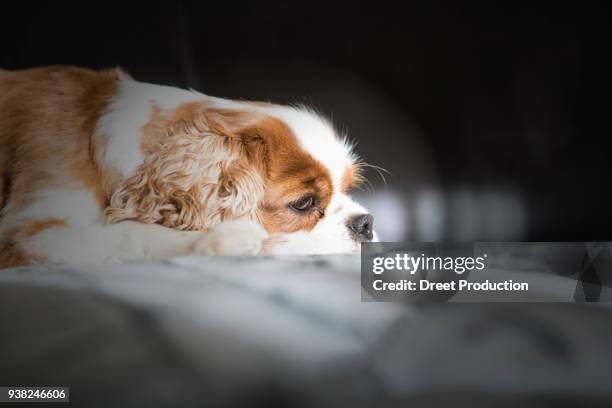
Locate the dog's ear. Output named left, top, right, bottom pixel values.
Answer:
left=105, top=105, right=270, bottom=230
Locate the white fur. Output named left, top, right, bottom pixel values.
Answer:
left=96, top=79, right=205, bottom=177
left=8, top=187, right=102, bottom=226
left=25, top=219, right=268, bottom=266
left=194, top=219, right=268, bottom=256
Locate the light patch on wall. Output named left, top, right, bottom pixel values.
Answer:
left=415, top=189, right=446, bottom=241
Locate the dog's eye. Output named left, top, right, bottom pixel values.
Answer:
left=290, top=196, right=316, bottom=213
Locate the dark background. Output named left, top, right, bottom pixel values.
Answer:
left=2, top=1, right=611, bottom=241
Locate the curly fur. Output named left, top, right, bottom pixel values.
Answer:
left=105, top=109, right=265, bottom=230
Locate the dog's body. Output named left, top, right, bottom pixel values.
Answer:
left=0, top=66, right=375, bottom=268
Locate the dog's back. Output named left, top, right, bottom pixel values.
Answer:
left=0, top=67, right=120, bottom=218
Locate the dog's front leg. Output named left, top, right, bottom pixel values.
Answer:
left=3, top=219, right=268, bottom=267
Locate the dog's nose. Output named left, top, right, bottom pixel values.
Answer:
left=348, top=214, right=374, bottom=241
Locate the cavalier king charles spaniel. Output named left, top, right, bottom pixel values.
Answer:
left=0, top=66, right=376, bottom=267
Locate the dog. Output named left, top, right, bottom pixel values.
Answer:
left=0, top=66, right=376, bottom=267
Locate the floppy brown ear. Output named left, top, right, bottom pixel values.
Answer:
left=105, top=105, right=269, bottom=230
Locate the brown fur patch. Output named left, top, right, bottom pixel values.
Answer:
left=254, top=118, right=333, bottom=234
left=0, top=218, right=65, bottom=268
left=0, top=66, right=119, bottom=216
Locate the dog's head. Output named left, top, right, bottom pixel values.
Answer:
left=103, top=91, right=376, bottom=254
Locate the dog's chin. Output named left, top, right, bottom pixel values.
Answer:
left=262, top=230, right=379, bottom=255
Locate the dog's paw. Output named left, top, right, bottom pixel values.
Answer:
left=192, top=219, right=268, bottom=256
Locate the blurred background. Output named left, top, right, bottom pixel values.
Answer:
left=2, top=1, right=611, bottom=242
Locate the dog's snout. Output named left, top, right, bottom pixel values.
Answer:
left=348, top=214, right=374, bottom=241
